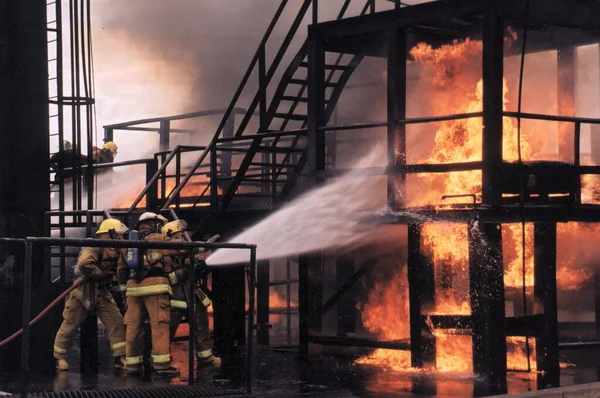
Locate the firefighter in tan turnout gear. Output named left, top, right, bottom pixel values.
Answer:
left=53, top=219, right=128, bottom=371
left=118, top=212, right=179, bottom=376
left=162, top=220, right=221, bottom=367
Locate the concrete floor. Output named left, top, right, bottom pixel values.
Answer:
left=1, top=315, right=600, bottom=397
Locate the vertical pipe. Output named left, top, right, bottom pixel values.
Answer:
left=534, top=223, right=559, bottom=389
left=336, top=253, right=356, bottom=335
left=247, top=248, right=257, bottom=395
left=188, top=252, right=196, bottom=385
left=312, top=0, right=318, bottom=25
left=210, top=145, right=218, bottom=210
left=595, top=271, right=600, bottom=339
left=387, top=27, right=407, bottom=210
left=286, top=257, right=292, bottom=344
left=259, top=44, right=268, bottom=195
left=256, top=260, right=270, bottom=345
left=574, top=122, right=581, bottom=204
left=104, top=127, right=114, bottom=143
left=298, top=252, right=323, bottom=358
left=20, top=241, right=33, bottom=398
left=481, top=5, right=504, bottom=207
left=369, top=0, right=375, bottom=14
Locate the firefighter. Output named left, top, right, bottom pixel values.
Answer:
left=53, top=218, right=128, bottom=371
left=162, top=220, right=221, bottom=368
left=93, top=141, right=118, bottom=164
left=118, top=212, right=179, bottom=376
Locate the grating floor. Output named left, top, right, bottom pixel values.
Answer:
left=27, top=385, right=242, bottom=398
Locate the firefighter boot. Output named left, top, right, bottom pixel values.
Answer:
left=154, top=366, right=180, bottom=378
left=114, top=355, right=126, bottom=370
left=197, top=354, right=221, bottom=368
left=56, top=359, right=69, bottom=371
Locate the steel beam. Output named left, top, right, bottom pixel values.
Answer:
left=299, top=252, right=323, bottom=359
left=387, top=26, right=407, bottom=210
left=482, top=5, right=504, bottom=207
left=468, top=221, right=507, bottom=395
left=323, top=258, right=376, bottom=316
left=407, top=224, right=435, bottom=368
left=534, top=223, right=560, bottom=389
left=256, top=260, right=270, bottom=345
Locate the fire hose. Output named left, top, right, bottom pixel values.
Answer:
left=0, top=278, right=86, bottom=348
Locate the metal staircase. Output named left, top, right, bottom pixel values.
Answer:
left=126, top=0, right=391, bottom=217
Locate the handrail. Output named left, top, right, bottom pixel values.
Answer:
left=103, top=108, right=245, bottom=129
left=127, top=145, right=205, bottom=213
left=504, top=111, right=600, bottom=124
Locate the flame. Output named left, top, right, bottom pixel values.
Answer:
left=359, top=36, right=597, bottom=377
left=116, top=174, right=215, bottom=209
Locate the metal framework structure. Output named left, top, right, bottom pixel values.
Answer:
left=295, top=0, right=600, bottom=395
left=40, top=0, right=600, bottom=396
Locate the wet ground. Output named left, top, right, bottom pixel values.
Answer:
left=1, top=320, right=600, bottom=397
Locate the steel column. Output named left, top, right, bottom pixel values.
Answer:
left=407, top=224, right=435, bottom=368
left=307, top=26, right=326, bottom=181
left=387, top=27, right=407, bottom=210
left=299, top=252, right=323, bottom=358
left=481, top=5, right=504, bottom=207
left=145, top=158, right=159, bottom=211
left=335, top=253, right=356, bottom=335
left=20, top=241, right=32, bottom=398
left=159, top=120, right=170, bottom=151
left=256, top=260, right=271, bottom=345
left=557, top=47, right=575, bottom=163
left=468, top=221, right=507, bottom=395
left=534, top=223, right=559, bottom=389
left=595, top=271, right=600, bottom=339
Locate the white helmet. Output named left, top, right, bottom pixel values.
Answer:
left=136, top=212, right=168, bottom=228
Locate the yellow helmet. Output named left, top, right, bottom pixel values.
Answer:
left=103, top=141, right=118, bottom=154
left=162, top=220, right=188, bottom=237
left=96, top=218, right=129, bottom=235
left=136, top=212, right=168, bottom=228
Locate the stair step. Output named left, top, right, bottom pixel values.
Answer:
left=300, top=61, right=349, bottom=71
left=240, top=179, right=287, bottom=184
left=273, top=113, right=307, bottom=121
left=250, top=162, right=298, bottom=168
left=281, top=96, right=308, bottom=103
left=289, top=79, right=337, bottom=88
left=257, top=146, right=304, bottom=154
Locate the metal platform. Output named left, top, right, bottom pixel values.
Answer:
left=26, top=385, right=242, bottom=398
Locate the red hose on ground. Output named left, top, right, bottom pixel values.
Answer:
left=0, top=278, right=86, bottom=347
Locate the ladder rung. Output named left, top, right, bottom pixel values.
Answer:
left=273, top=113, right=307, bottom=121
left=49, top=114, right=59, bottom=118
left=48, top=77, right=58, bottom=81
left=47, top=20, right=57, bottom=25
left=48, top=57, right=57, bottom=62
left=47, top=28, right=58, bottom=32
left=47, top=39, right=58, bottom=43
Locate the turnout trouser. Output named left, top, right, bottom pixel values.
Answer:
left=125, top=293, right=171, bottom=370
left=170, top=294, right=213, bottom=359
left=54, top=294, right=125, bottom=359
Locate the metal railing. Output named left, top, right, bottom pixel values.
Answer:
left=1, top=236, right=256, bottom=397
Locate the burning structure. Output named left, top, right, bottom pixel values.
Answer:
left=3, top=0, right=600, bottom=397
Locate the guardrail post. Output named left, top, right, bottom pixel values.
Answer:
left=210, top=145, right=219, bottom=210
left=307, top=26, right=326, bottom=185
left=146, top=158, right=159, bottom=210
left=188, top=252, right=196, bottom=385
left=312, top=0, right=318, bottom=24
left=247, top=247, right=257, bottom=395
left=20, top=240, right=32, bottom=398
